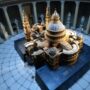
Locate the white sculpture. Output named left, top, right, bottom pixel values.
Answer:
left=66, top=12, right=71, bottom=29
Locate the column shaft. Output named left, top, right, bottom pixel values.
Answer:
left=0, top=23, right=9, bottom=39
left=3, top=7, right=14, bottom=35
left=32, top=2, right=38, bottom=23
left=18, top=4, right=23, bottom=22
left=86, top=16, right=90, bottom=34
left=46, top=1, right=50, bottom=11
left=61, top=1, right=64, bottom=23
left=73, top=1, right=80, bottom=29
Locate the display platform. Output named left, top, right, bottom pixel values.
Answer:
left=36, top=44, right=90, bottom=90
left=14, top=37, right=26, bottom=61
left=14, top=38, right=90, bottom=90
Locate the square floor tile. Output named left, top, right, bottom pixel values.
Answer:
left=10, top=82, right=21, bottom=90
left=18, top=86, right=27, bottom=90
left=78, top=78, right=89, bottom=89
left=17, top=77, right=25, bottom=85
left=71, top=83, right=83, bottom=90
left=23, top=80, right=32, bottom=89
left=0, top=76, right=4, bottom=84
left=5, top=77, right=15, bottom=87
left=86, top=85, right=90, bottom=90
left=83, top=73, right=90, bottom=83
left=0, top=83, right=8, bottom=90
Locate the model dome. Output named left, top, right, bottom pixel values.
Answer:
left=47, top=10, right=65, bottom=32
left=45, top=10, right=66, bottom=44
left=51, top=10, right=60, bottom=21
left=48, top=22, right=65, bottom=32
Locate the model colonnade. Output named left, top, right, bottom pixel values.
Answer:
left=0, top=0, right=90, bottom=43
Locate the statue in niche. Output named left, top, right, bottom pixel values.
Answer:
left=77, top=16, right=85, bottom=33
left=12, top=19, right=19, bottom=34
left=40, top=14, right=44, bottom=24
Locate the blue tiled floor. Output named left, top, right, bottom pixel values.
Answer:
left=0, top=33, right=40, bottom=90
left=0, top=32, right=90, bottom=90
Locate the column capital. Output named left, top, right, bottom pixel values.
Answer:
left=2, top=6, right=7, bottom=10
left=61, top=0, right=65, bottom=4
left=18, top=4, right=23, bottom=7
left=75, top=1, right=80, bottom=5
left=32, top=1, right=36, bottom=5
left=46, top=0, right=50, bottom=8
left=46, top=1, right=50, bottom=3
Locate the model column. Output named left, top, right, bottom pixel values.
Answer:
left=2, top=7, right=14, bottom=35
left=32, top=2, right=38, bottom=23
left=18, top=4, right=23, bottom=22
left=86, top=16, right=90, bottom=34
left=73, top=1, right=80, bottom=29
left=61, top=0, right=65, bottom=23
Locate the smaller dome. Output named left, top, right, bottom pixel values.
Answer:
left=51, top=10, right=60, bottom=21
left=47, top=10, right=65, bottom=32
left=48, top=22, right=65, bottom=32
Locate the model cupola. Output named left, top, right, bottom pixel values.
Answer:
left=45, top=10, right=67, bottom=46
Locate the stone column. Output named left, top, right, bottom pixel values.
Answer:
left=73, top=1, right=80, bottom=29
left=86, top=16, right=90, bottom=34
left=2, top=7, right=14, bottom=35
left=32, top=2, right=38, bottom=23
left=61, top=0, right=65, bottom=23
left=0, top=22, right=9, bottom=40
left=46, top=1, right=50, bottom=11
left=79, top=16, right=85, bottom=32
left=18, top=4, right=23, bottom=22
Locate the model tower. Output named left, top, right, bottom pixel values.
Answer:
left=45, top=7, right=50, bottom=30
left=22, top=11, right=31, bottom=42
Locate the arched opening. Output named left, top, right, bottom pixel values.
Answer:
left=7, top=5, right=22, bottom=34
left=50, top=1, right=61, bottom=15
left=64, top=1, right=75, bottom=27
left=76, top=2, right=90, bottom=32
left=22, top=3, right=34, bottom=26
left=36, top=2, right=47, bottom=23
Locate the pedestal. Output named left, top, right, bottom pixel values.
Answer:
left=36, top=44, right=90, bottom=90
left=14, top=38, right=90, bottom=90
